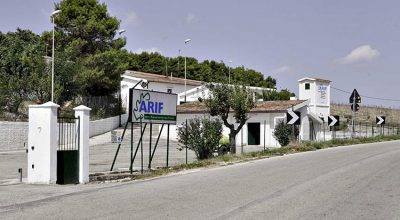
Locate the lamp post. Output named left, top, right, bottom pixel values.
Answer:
left=51, top=9, right=61, bottom=103
left=118, top=29, right=126, bottom=35
left=228, top=60, right=232, bottom=84
left=184, top=38, right=191, bottom=103
left=117, top=29, right=126, bottom=127
left=175, top=49, right=181, bottom=80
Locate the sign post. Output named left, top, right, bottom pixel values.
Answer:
left=328, top=115, right=340, bottom=139
left=349, top=89, right=361, bottom=138
left=287, top=111, right=300, bottom=142
left=111, top=88, right=177, bottom=172
left=376, top=116, right=385, bottom=136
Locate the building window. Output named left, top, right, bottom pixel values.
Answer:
left=167, top=88, right=172, bottom=93
left=305, top=83, right=310, bottom=90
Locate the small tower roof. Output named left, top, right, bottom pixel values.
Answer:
left=298, top=77, right=331, bottom=83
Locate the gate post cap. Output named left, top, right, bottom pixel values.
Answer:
left=29, top=101, right=60, bottom=108
left=73, top=105, right=92, bottom=111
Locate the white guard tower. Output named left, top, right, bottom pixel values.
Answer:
left=298, top=77, right=331, bottom=141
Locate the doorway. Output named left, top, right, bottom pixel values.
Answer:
left=248, top=123, right=260, bottom=145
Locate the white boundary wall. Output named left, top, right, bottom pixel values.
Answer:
left=0, top=114, right=128, bottom=151
left=163, top=112, right=285, bottom=149
left=89, top=114, right=128, bottom=137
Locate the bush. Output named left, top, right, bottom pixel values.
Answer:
left=177, top=117, right=223, bottom=160
left=273, top=120, right=298, bottom=146
left=219, top=136, right=229, bottom=145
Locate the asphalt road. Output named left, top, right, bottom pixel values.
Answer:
left=2, top=141, right=400, bottom=219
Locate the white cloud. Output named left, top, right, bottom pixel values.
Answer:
left=272, top=65, right=291, bottom=74
left=123, top=12, right=140, bottom=27
left=185, top=13, right=195, bottom=24
left=133, top=47, right=162, bottom=55
left=338, top=45, right=380, bottom=64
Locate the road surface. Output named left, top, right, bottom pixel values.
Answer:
left=2, top=141, right=400, bottom=219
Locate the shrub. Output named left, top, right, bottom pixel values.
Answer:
left=273, top=120, right=296, bottom=146
left=177, top=117, right=223, bottom=160
left=219, top=136, right=230, bottom=145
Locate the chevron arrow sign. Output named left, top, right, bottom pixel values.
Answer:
left=287, top=111, right=300, bottom=125
left=328, top=115, right=340, bottom=127
left=376, top=116, right=385, bottom=125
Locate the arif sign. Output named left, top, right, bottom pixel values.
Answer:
left=129, top=89, right=177, bottom=124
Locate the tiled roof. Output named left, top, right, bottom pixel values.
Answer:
left=177, top=100, right=306, bottom=114
left=298, top=77, right=331, bottom=83
left=124, top=70, right=203, bottom=86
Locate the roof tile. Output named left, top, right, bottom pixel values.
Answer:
left=124, top=70, right=203, bottom=86
left=177, top=100, right=306, bottom=114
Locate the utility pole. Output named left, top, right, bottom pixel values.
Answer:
left=176, top=49, right=180, bottom=80
left=165, top=57, right=169, bottom=76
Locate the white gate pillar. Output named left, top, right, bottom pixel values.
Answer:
left=74, top=105, right=91, bottom=183
left=27, top=102, right=59, bottom=184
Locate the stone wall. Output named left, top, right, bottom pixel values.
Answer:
left=331, top=103, right=400, bottom=125
left=0, top=121, right=28, bottom=151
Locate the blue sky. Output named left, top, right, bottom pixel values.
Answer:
left=1, top=0, right=400, bottom=107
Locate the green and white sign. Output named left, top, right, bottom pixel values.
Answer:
left=130, top=89, right=177, bottom=124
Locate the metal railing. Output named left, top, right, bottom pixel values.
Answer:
left=58, top=116, right=80, bottom=151
left=320, top=122, right=400, bottom=141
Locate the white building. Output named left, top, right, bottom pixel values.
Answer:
left=120, top=70, right=331, bottom=148
left=298, top=77, right=331, bottom=120
left=183, top=84, right=271, bottom=103
left=121, top=70, right=203, bottom=111
left=298, top=77, right=331, bottom=141
left=121, top=70, right=271, bottom=108
left=175, top=100, right=309, bottom=149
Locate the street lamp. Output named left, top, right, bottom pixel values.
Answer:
left=184, top=38, right=191, bottom=102
left=117, top=29, right=126, bottom=127
left=175, top=49, right=181, bottom=80
left=228, top=60, right=232, bottom=84
left=118, top=29, right=126, bottom=35
left=51, top=9, right=61, bottom=103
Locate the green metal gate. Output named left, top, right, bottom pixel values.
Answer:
left=57, top=116, right=80, bottom=184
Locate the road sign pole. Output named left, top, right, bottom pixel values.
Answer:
left=292, top=105, right=295, bottom=142
left=323, top=120, right=325, bottom=141
left=352, top=90, right=355, bottom=138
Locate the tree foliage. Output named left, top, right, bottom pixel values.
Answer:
left=126, top=52, right=278, bottom=89
left=0, top=0, right=129, bottom=119
left=0, top=0, right=294, bottom=120
left=78, top=49, right=128, bottom=96
left=177, top=117, right=223, bottom=160
left=0, top=29, right=50, bottom=116
left=54, top=0, right=122, bottom=55
left=48, top=0, right=128, bottom=97
left=205, top=83, right=255, bottom=153
left=263, top=89, right=295, bottom=101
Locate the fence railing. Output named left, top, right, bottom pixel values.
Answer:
left=319, top=122, right=400, bottom=141
left=58, top=116, right=80, bottom=151
left=74, top=95, right=122, bottom=120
